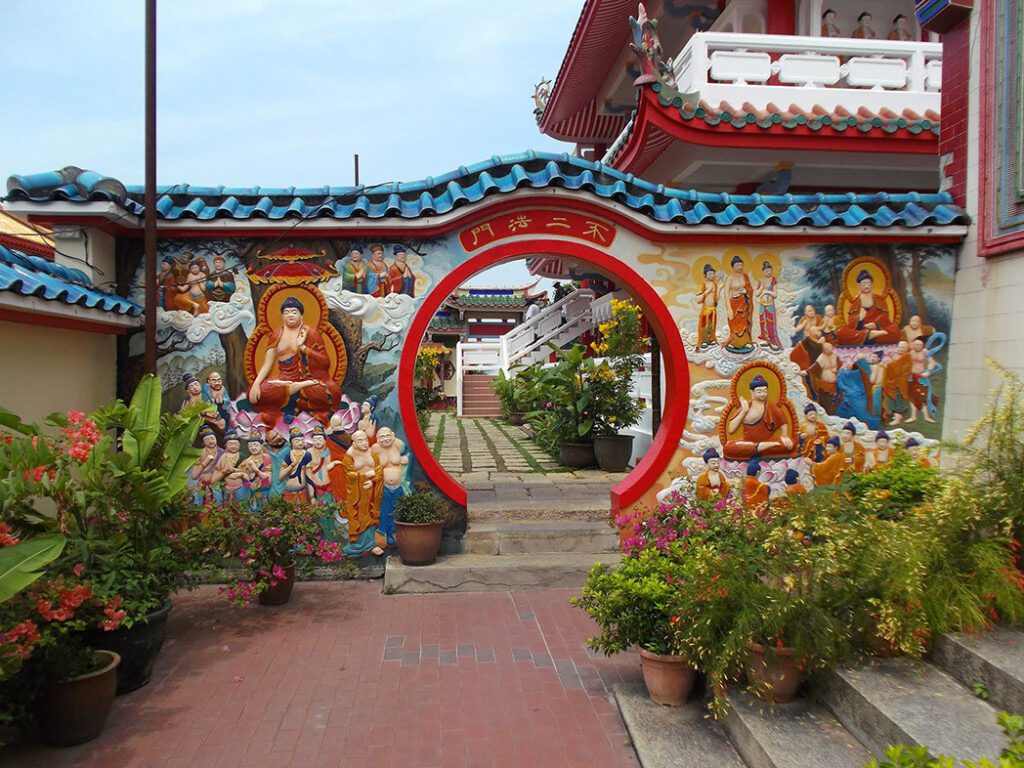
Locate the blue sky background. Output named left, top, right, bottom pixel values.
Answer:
left=1, top=0, right=585, bottom=288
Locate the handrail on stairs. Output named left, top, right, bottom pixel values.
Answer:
left=500, top=288, right=595, bottom=373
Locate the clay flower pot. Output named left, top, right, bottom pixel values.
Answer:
left=395, top=521, right=444, bottom=566
left=593, top=435, right=635, bottom=473
left=638, top=648, right=697, bottom=707
left=558, top=442, right=596, bottom=469
left=507, top=412, right=526, bottom=426
left=745, top=642, right=803, bottom=703
left=37, top=650, right=120, bottom=747
left=258, top=563, right=296, bottom=606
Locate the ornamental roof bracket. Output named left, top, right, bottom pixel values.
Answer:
left=629, top=3, right=676, bottom=89
left=532, top=77, right=552, bottom=122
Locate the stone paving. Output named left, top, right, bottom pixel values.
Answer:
left=6, top=583, right=642, bottom=768
left=423, top=414, right=628, bottom=505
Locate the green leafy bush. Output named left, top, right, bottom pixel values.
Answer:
left=842, top=449, right=941, bottom=519
left=865, top=711, right=1024, bottom=767
left=394, top=491, right=448, bottom=525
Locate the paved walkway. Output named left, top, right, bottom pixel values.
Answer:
left=423, top=415, right=628, bottom=506
left=6, top=583, right=641, bottom=768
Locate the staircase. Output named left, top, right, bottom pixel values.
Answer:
left=614, top=628, right=1024, bottom=768
left=383, top=481, right=621, bottom=593
left=460, top=374, right=501, bottom=417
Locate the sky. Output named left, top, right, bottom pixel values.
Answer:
left=1, top=0, right=586, bottom=289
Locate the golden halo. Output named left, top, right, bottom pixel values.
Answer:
left=721, top=247, right=753, bottom=273
left=756, top=252, right=781, bottom=279
left=691, top=255, right=722, bottom=287
left=842, top=257, right=892, bottom=298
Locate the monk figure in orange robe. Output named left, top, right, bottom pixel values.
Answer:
left=798, top=403, right=830, bottom=462
left=724, top=374, right=795, bottom=460
left=867, top=431, right=893, bottom=471
left=835, top=270, right=901, bottom=346
left=904, top=438, right=932, bottom=467
left=695, top=448, right=728, bottom=503
left=839, top=421, right=866, bottom=474
left=341, top=430, right=384, bottom=558
left=721, top=254, right=754, bottom=353
left=783, top=468, right=807, bottom=495
left=742, top=460, right=770, bottom=511
left=811, top=437, right=845, bottom=486
left=248, top=296, right=343, bottom=425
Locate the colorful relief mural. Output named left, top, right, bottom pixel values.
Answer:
left=644, top=241, right=955, bottom=509
left=129, top=238, right=452, bottom=556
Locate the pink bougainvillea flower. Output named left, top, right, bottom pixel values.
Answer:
left=67, top=410, right=86, bottom=425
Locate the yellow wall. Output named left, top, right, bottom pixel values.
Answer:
left=0, top=320, right=117, bottom=423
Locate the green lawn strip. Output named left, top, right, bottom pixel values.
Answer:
left=487, top=418, right=549, bottom=474
left=456, top=417, right=473, bottom=472
left=433, top=413, right=446, bottom=456
left=471, top=418, right=507, bottom=472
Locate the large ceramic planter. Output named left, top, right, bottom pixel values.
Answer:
left=593, top=435, right=635, bottom=473
left=395, top=521, right=444, bottom=566
left=558, top=441, right=596, bottom=469
left=745, top=642, right=803, bottom=703
left=258, top=563, right=296, bottom=606
left=83, top=599, right=172, bottom=695
left=37, top=650, right=120, bottom=747
left=507, top=412, right=526, bottom=426
left=638, top=649, right=697, bottom=707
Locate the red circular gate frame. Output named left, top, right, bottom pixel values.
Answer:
left=398, top=238, right=690, bottom=513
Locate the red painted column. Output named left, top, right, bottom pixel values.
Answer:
left=766, top=1, right=797, bottom=35
left=939, top=19, right=971, bottom=205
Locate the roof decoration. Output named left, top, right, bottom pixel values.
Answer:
left=247, top=259, right=338, bottom=286
left=0, top=244, right=142, bottom=317
left=446, top=294, right=532, bottom=310
left=6, top=152, right=968, bottom=230
left=629, top=4, right=676, bottom=88
left=428, top=315, right=464, bottom=331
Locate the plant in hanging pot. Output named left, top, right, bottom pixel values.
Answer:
left=0, top=376, right=207, bottom=695
left=0, top=532, right=127, bottom=748
left=393, top=491, right=449, bottom=566
left=182, top=496, right=342, bottom=607
left=574, top=550, right=698, bottom=706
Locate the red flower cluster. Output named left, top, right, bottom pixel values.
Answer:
left=102, top=596, right=126, bottom=631
left=0, top=522, right=18, bottom=547
left=0, top=620, right=41, bottom=661
left=36, top=581, right=94, bottom=622
left=62, top=412, right=101, bottom=463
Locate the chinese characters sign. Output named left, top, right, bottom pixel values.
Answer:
left=459, top=210, right=617, bottom=252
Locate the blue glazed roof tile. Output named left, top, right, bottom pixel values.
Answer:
left=0, top=244, right=142, bottom=317
left=6, top=153, right=968, bottom=230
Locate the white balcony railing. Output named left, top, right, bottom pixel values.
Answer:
left=499, top=289, right=594, bottom=373
left=672, top=32, right=942, bottom=115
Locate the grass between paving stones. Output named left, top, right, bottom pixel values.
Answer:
left=487, top=418, right=551, bottom=474
left=433, top=413, right=446, bottom=456
left=456, top=417, right=473, bottom=472
left=471, top=419, right=508, bottom=471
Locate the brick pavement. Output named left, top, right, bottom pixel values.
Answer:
left=4, top=583, right=641, bottom=768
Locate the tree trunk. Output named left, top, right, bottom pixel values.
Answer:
left=331, top=309, right=369, bottom=401
left=219, top=326, right=250, bottom=396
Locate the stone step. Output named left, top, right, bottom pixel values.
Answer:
left=931, top=629, right=1024, bottom=715
left=383, top=552, right=621, bottom=593
left=612, top=682, right=745, bottom=768
left=723, top=693, right=871, bottom=768
left=468, top=498, right=613, bottom=522
left=465, top=520, right=619, bottom=555
left=822, top=658, right=1006, bottom=762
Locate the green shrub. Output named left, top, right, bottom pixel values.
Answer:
left=842, top=449, right=940, bottom=519
left=394, top=491, right=448, bottom=525
left=865, top=711, right=1024, bottom=767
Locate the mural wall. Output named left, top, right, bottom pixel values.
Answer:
left=126, top=216, right=956, bottom=546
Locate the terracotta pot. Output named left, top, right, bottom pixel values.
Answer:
left=395, top=521, right=444, bottom=566
left=593, top=435, right=635, bottom=473
left=37, top=650, right=120, bottom=747
left=258, top=564, right=296, bottom=606
left=558, top=441, right=596, bottom=469
left=507, top=412, right=526, bottom=426
left=744, top=642, right=803, bottom=703
left=639, top=649, right=697, bottom=707
left=83, top=599, right=172, bottom=695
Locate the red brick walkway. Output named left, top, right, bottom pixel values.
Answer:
left=5, top=583, right=642, bottom=768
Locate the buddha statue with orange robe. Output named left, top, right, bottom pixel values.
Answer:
left=722, top=254, right=754, bottom=353
left=695, top=448, right=728, bottom=503
left=811, top=437, right=845, bottom=486
left=839, top=421, right=866, bottom=474
left=742, top=460, right=770, bottom=511
left=783, top=468, right=807, bottom=496
left=798, top=402, right=830, bottom=462
left=867, top=430, right=893, bottom=471
left=724, top=374, right=795, bottom=460
left=836, top=270, right=901, bottom=346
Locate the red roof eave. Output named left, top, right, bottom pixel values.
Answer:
left=611, top=87, right=941, bottom=176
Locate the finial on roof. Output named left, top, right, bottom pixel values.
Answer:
left=533, top=77, right=552, bottom=120
left=629, top=3, right=677, bottom=89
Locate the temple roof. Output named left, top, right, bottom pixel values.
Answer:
left=0, top=244, right=142, bottom=317
left=6, top=153, right=968, bottom=230
left=446, top=294, right=531, bottom=310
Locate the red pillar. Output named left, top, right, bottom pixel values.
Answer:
left=766, top=1, right=796, bottom=35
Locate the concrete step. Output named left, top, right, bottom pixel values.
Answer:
left=383, top=552, right=621, bottom=593
left=468, top=498, right=613, bottom=522
left=612, top=682, right=744, bottom=768
left=723, top=693, right=871, bottom=768
left=931, top=629, right=1024, bottom=715
left=464, top=520, right=618, bottom=555
left=822, top=658, right=1006, bottom=762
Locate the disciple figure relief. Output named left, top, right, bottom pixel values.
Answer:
left=867, top=430, right=892, bottom=470
left=838, top=421, right=866, bottom=473
left=695, top=263, right=719, bottom=349
left=888, top=14, right=912, bottom=40
left=238, top=435, right=273, bottom=502
left=371, top=427, right=409, bottom=548
left=799, top=402, right=830, bottom=462
left=389, top=246, right=416, bottom=296
left=742, top=460, right=770, bottom=510
left=202, top=370, right=231, bottom=432
left=852, top=11, right=875, bottom=39
left=212, top=432, right=246, bottom=501
left=205, top=255, right=235, bottom=303
left=907, top=336, right=939, bottom=423
left=756, top=261, right=782, bottom=350
left=342, top=430, right=384, bottom=557
left=280, top=428, right=312, bottom=502
left=358, top=397, right=379, bottom=443
left=784, top=468, right=807, bottom=495
left=367, top=244, right=391, bottom=298
left=723, top=374, right=795, bottom=459
left=174, top=258, right=210, bottom=315
left=305, top=426, right=343, bottom=500
left=721, top=254, right=754, bottom=353
left=902, top=315, right=935, bottom=344
left=695, top=448, right=728, bottom=502
left=820, top=8, right=841, bottom=37
left=179, top=373, right=205, bottom=414
left=248, top=296, right=342, bottom=425
left=812, top=436, right=844, bottom=486
left=191, top=426, right=222, bottom=504
left=341, top=249, right=368, bottom=293
left=884, top=340, right=913, bottom=425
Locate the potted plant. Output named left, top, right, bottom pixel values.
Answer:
left=393, top=491, right=449, bottom=566
left=0, top=530, right=126, bottom=747
left=0, top=375, right=206, bottom=695
left=414, top=345, right=444, bottom=434
left=183, top=496, right=342, bottom=606
left=534, top=344, right=597, bottom=468
left=575, top=550, right=698, bottom=706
